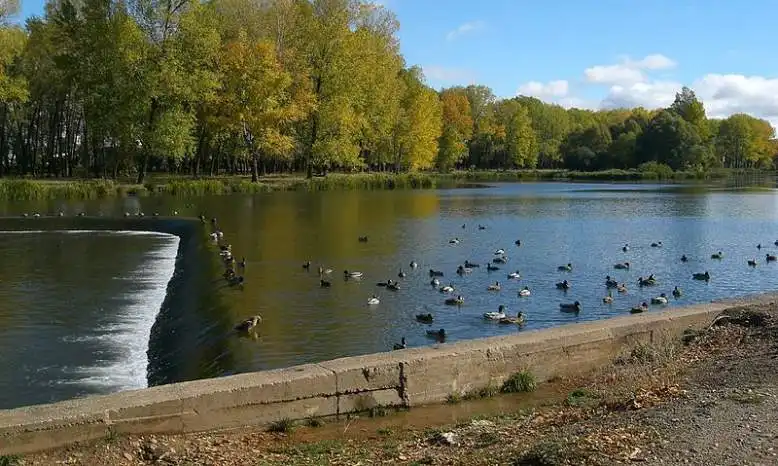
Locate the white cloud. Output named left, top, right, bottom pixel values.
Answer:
left=422, top=65, right=476, bottom=85
left=584, top=54, right=675, bottom=85
left=517, top=80, right=569, bottom=98
left=446, top=21, right=485, bottom=41
left=518, top=53, right=778, bottom=128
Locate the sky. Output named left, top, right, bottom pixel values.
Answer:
left=17, top=0, right=778, bottom=126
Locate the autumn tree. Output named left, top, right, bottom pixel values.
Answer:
left=436, top=88, right=472, bottom=171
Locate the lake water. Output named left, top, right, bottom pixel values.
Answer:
left=1, top=181, right=777, bottom=409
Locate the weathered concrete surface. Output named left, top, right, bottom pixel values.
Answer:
left=1, top=294, right=775, bottom=455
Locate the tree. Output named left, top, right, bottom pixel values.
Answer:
left=436, top=88, right=472, bottom=170
left=637, top=110, right=709, bottom=170
left=716, top=114, right=776, bottom=168
left=493, top=99, right=535, bottom=168
left=390, top=67, right=441, bottom=171
left=218, top=31, right=311, bottom=182
left=0, top=0, right=20, bottom=24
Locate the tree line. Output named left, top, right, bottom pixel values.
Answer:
left=0, top=0, right=775, bottom=184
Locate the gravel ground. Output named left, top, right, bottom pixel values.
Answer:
left=11, top=307, right=778, bottom=466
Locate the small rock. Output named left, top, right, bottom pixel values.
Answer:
left=429, top=431, right=459, bottom=446
left=123, top=452, right=133, bottom=461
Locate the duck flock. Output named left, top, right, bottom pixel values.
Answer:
left=200, top=213, right=778, bottom=351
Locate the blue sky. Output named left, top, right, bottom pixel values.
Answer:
left=18, top=0, right=778, bottom=124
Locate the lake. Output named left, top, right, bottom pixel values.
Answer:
left=1, top=181, right=777, bottom=409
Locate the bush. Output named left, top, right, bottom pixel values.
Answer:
left=637, top=161, right=675, bottom=179
left=501, top=371, right=537, bottom=393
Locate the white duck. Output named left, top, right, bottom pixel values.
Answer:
left=494, top=248, right=506, bottom=255
left=507, top=270, right=521, bottom=279
left=519, top=287, right=531, bottom=297
left=439, top=284, right=455, bottom=293
left=367, top=295, right=380, bottom=305
left=651, top=293, right=669, bottom=305
left=484, top=305, right=508, bottom=321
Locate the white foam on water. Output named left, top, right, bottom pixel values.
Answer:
left=72, top=234, right=180, bottom=391
left=4, top=229, right=180, bottom=393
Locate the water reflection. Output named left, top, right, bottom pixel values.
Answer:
left=1, top=183, right=778, bottom=398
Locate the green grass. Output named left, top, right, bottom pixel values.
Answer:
left=501, top=371, right=538, bottom=393
left=0, top=167, right=765, bottom=201
left=305, top=417, right=324, bottom=428
left=267, top=417, right=295, bottom=433
left=463, top=384, right=500, bottom=400
left=0, top=455, right=20, bottom=466
left=566, top=388, right=599, bottom=408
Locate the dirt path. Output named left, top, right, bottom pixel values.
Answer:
left=11, top=307, right=778, bottom=466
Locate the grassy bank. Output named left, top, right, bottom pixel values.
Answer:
left=0, top=168, right=769, bottom=201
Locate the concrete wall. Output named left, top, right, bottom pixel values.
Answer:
left=1, top=294, right=774, bottom=455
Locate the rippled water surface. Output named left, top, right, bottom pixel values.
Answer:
left=0, top=231, right=177, bottom=409
left=1, top=182, right=778, bottom=408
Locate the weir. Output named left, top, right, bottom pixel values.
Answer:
left=1, top=291, right=774, bottom=455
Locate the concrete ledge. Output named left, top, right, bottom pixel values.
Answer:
left=1, top=293, right=775, bottom=455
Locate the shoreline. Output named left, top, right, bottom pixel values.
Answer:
left=8, top=303, right=778, bottom=465
left=1, top=291, right=775, bottom=456
left=0, top=168, right=770, bottom=201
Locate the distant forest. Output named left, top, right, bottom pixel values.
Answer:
left=0, top=0, right=776, bottom=183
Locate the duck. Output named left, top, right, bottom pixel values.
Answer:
left=456, top=265, right=472, bottom=275
left=392, top=337, right=406, bottom=350
left=711, top=251, right=723, bottom=260
left=320, top=279, right=331, bottom=288
left=234, top=315, right=262, bottom=332
left=398, top=269, right=407, bottom=278
left=748, top=259, right=757, bottom=267
left=603, top=291, right=614, bottom=304
left=630, top=302, right=649, bottom=314
left=415, top=313, right=434, bottom=324
left=444, top=295, right=465, bottom=306
left=638, top=276, right=656, bottom=287
left=57, top=211, right=64, bottom=217
left=318, top=266, right=333, bottom=275
left=651, top=293, right=669, bottom=305
left=228, top=275, right=245, bottom=287
left=78, top=212, right=86, bottom=217
left=507, top=270, right=521, bottom=279
left=692, top=271, right=710, bottom=281
left=557, top=263, right=572, bottom=272
left=555, top=280, right=570, bottom=290
left=209, top=232, right=219, bottom=242
left=650, top=241, right=663, bottom=248
left=515, top=239, right=522, bottom=246
left=429, top=269, right=445, bottom=277
left=430, top=277, right=441, bottom=287
left=376, top=279, right=393, bottom=287
left=462, top=224, right=466, bottom=229
left=767, top=254, right=777, bottom=262
left=494, top=248, right=506, bottom=255
left=302, top=261, right=311, bottom=270
left=519, top=286, right=531, bottom=297
left=614, top=262, right=630, bottom=270
left=486, top=263, right=500, bottom=271
left=387, top=282, right=401, bottom=291
left=439, top=284, right=455, bottom=293
left=622, top=244, right=630, bottom=252
left=499, top=312, right=525, bottom=325
left=559, top=301, right=582, bottom=313
left=344, top=270, right=364, bottom=278
left=358, top=236, right=369, bottom=242
left=449, top=238, right=461, bottom=244
left=409, top=261, right=418, bottom=269
left=487, top=281, right=501, bottom=291
left=367, top=295, right=380, bottom=305
left=617, top=283, right=628, bottom=293
left=605, top=276, right=618, bottom=288
left=464, top=260, right=480, bottom=268
left=484, top=305, right=508, bottom=320
left=672, top=286, right=682, bottom=298
left=478, top=225, right=487, bottom=230
left=492, top=256, right=508, bottom=264
left=774, top=240, right=778, bottom=247
left=757, top=244, right=762, bottom=250
left=426, top=328, right=446, bottom=340
left=238, top=257, right=246, bottom=271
